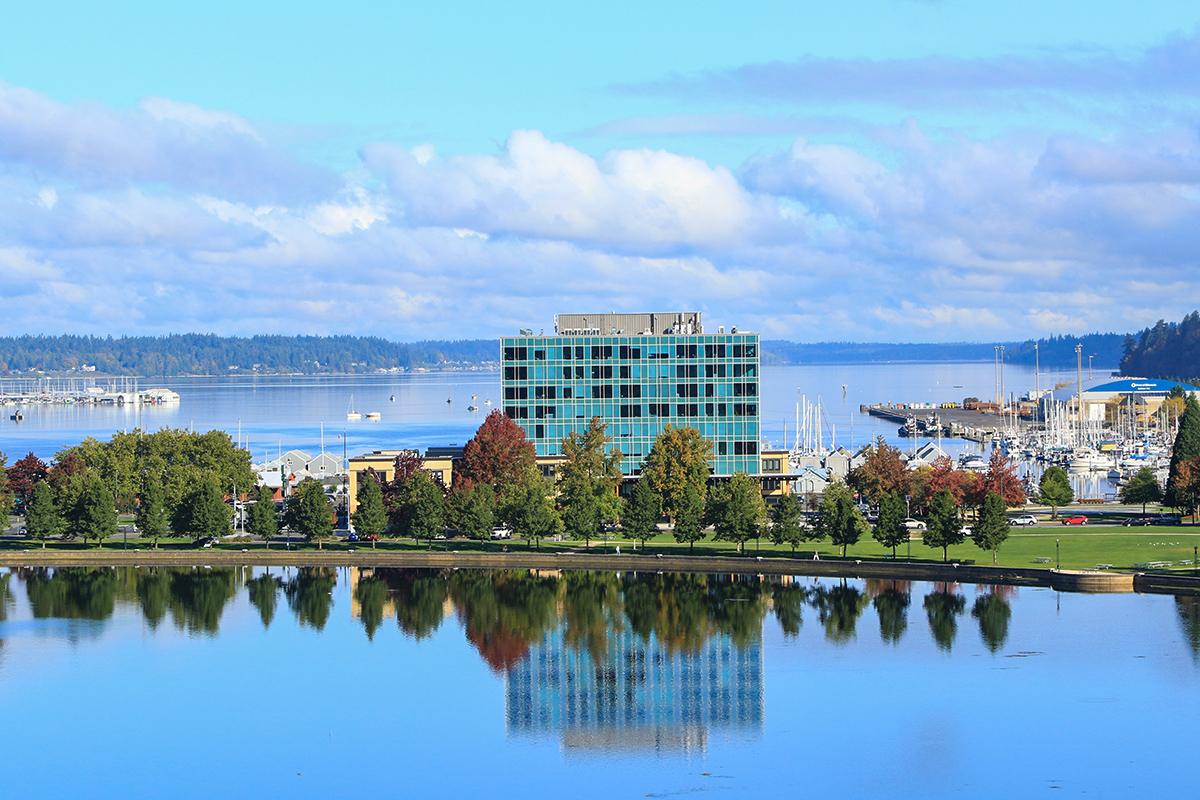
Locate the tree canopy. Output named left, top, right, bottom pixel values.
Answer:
left=1037, top=466, right=1075, bottom=518
left=455, top=410, right=536, bottom=491
left=642, top=425, right=713, bottom=521
left=558, top=417, right=623, bottom=547
left=849, top=436, right=910, bottom=503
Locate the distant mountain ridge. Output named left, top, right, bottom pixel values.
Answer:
left=0, top=331, right=1127, bottom=376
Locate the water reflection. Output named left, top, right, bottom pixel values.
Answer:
left=285, top=568, right=337, bottom=632
left=247, top=573, right=282, bottom=629
left=923, top=584, right=966, bottom=652
left=1177, top=596, right=1200, bottom=664
left=972, top=588, right=1013, bottom=654
left=812, top=582, right=868, bottom=644
left=25, top=567, right=117, bottom=621
left=869, top=580, right=911, bottom=645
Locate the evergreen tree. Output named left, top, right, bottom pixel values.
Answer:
left=621, top=476, right=661, bottom=549
left=404, top=471, right=446, bottom=548
left=815, top=481, right=868, bottom=558
left=923, top=488, right=963, bottom=562
left=1168, top=394, right=1200, bottom=508
left=672, top=479, right=706, bottom=551
left=350, top=475, right=387, bottom=548
left=70, top=472, right=118, bottom=547
left=972, top=491, right=1010, bottom=564
left=872, top=491, right=907, bottom=557
left=135, top=473, right=170, bottom=548
left=246, top=485, right=279, bottom=548
left=769, top=493, right=805, bottom=554
left=25, top=481, right=60, bottom=548
left=1120, top=467, right=1162, bottom=516
left=1037, top=466, right=1075, bottom=519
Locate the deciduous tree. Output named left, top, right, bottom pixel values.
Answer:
left=816, top=481, right=869, bottom=557
left=135, top=473, right=170, bottom=548
left=672, top=479, right=706, bottom=551
left=497, top=467, right=560, bottom=549
left=69, top=472, right=118, bottom=547
left=923, top=488, right=963, bottom=562
left=979, top=449, right=1025, bottom=507
left=642, top=425, right=713, bottom=521
left=848, top=436, right=910, bottom=503
left=25, top=481, right=60, bottom=548
left=455, top=410, right=536, bottom=491
left=706, top=472, right=765, bottom=554
left=285, top=478, right=333, bottom=547
left=873, top=492, right=907, bottom=557
left=7, top=452, right=48, bottom=510
left=558, top=417, right=623, bottom=548
left=451, top=482, right=496, bottom=543
left=351, top=473, right=387, bottom=547
left=247, top=485, right=279, bottom=548
left=770, top=493, right=805, bottom=554
left=175, top=479, right=232, bottom=541
left=402, top=470, right=446, bottom=548
left=1121, top=467, right=1162, bottom=516
left=621, top=476, right=661, bottom=549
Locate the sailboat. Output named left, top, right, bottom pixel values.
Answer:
left=347, top=395, right=361, bottom=421
left=468, top=393, right=479, bottom=412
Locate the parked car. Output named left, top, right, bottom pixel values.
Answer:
left=195, top=536, right=220, bottom=548
left=346, top=533, right=360, bottom=541
left=903, top=518, right=926, bottom=531
left=1120, top=517, right=1150, bottom=526
left=959, top=525, right=974, bottom=537
left=18, top=527, right=27, bottom=535
left=1061, top=515, right=1088, bottom=525
left=1149, top=515, right=1182, bottom=526
left=1008, top=515, right=1038, bottom=527
left=491, top=527, right=513, bottom=539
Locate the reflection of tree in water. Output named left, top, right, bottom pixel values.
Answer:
left=924, top=585, right=966, bottom=652
left=811, top=582, right=868, bottom=644
left=871, top=581, right=911, bottom=645
left=563, top=571, right=622, bottom=662
left=165, top=568, right=238, bottom=635
left=450, top=569, right=559, bottom=673
left=375, top=569, right=448, bottom=640
left=285, top=568, right=338, bottom=631
left=771, top=582, right=807, bottom=637
left=354, top=575, right=389, bottom=641
left=622, top=573, right=710, bottom=654
left=971, top=589, right=1012, bottom=654
left=707, top=578, right=769, bottom=646
left=25, top=567, right=117, bottom=620
left=247, top=572, right=283, bottom=629
left=1176, top=596, right=1200, bottom=664
left=135, top=568, right=173, bottom=629
left=0, top=573, right=13, bottom=622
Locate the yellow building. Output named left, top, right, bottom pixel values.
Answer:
left=347, top=446, right=461, bottom=516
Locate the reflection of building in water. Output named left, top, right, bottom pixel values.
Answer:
left=505, top=626, right=763, bottom=755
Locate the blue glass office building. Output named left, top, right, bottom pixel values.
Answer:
left=500, top=312, right=760, bottom=475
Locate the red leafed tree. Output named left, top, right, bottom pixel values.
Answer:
left=923, top=456, right=967, bottom=506
left=980, top=449, right=1025, bottom=507
left=1170, top=456, right=1200, bottom=520
left=454, top=410, right=535, bottom=491
left=8, top=452, right=49, bottom=506
left=848, top=436, right=911, bottom=503
left=378, top=450, right=427, bottom=512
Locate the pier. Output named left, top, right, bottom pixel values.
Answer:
left=861, top=403, right=1026, bottom=442
left=0, top=378, right=179, bottom=407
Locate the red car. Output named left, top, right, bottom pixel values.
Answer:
left=1061, top=515, right=1088, bottom=525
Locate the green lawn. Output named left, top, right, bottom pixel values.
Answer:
left=5, top=522, right=1200, bottom=573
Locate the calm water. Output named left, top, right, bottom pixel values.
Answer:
left=0, top=566, right=1196, bottom=798
left=0, top=361, right=1099, bottom=463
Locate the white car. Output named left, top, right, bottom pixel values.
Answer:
left=903, top=518, right=926, bottom=531
left=1008, top=515, right=1038, bottom=527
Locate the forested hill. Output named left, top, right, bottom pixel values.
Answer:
left=0, top=331, right=1130, bottom=376
left=0, top=334, right=498, bottom=376
left=1120, top=312, right=1200, bottom=382
left=761, top=333, right=1125, bottom=367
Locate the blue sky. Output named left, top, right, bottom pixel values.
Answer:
left=1, top=0, right=1198, bottom=341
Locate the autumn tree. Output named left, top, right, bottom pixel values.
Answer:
left=923, top=456, right=967, bottom=506
left=621, top=476, right=661, bottom=549
left=873, top=492, right=907, bottom=557
left=923, top=488, right=963, bottom=562
left=706, top=472, right=766, bottom=554
left=642, top=425, right=713, bottom=521
left=1037, top=466, right=1074, bottom=519
left=455, top=410, right=536, bottom=492
left=972, top=491, right=1010, bottom=564
left=1167, top=394, right=1200, bottom=507
left=6, top=452, right=47, bottom=511
left=979, top=449, right=1025, bottom=508
left=1171, top=457, right=1200, bottom=520
left=1120, top=467, right=1162, bottom=516
left=848, top=436, right=911, bottom=503
left=558, top=417, right=623, bottom=548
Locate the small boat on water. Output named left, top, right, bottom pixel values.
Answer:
left=390, top=395, right=395, bottom=402
left=10, top=409, right=23, bottom=422
left=467, top=393, right=479, bottom=412
left=484, top=398, right=492, bottom=406
left=366, top=412, right=381, bottom=421
left=347, top=395, right=361, bottom=421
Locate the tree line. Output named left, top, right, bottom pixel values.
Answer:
left=0, top=333, right=497, bottom=375
left=762, top=333, right=1124, bottom=367
left=1120, top=311, right=1200, bottom=384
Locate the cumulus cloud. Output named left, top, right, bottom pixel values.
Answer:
left=0, top=82, right=1197, bottom=342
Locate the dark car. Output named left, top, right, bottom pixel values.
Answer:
left=1120, top=517, right=1150, bottom=526
left=346, top=533, right=360, bottom=541
left=1149, top=515, right=1182, bottom=526
left=1061, top=515, right=1088, bottom=525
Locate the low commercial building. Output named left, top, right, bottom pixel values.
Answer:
left=346, top=446, right=462, bottom=516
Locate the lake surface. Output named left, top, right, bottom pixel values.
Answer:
left=0, top=566, right=1196, bottom=798
left=0, top=361, right=1100, bottom=465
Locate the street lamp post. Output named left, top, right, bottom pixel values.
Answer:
left=1056, top=538, right=1060, bottom=570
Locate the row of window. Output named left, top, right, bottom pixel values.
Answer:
left=524, top=423, right=759, bottom=457
left=505, top=383, right=758, bottom=400
left=505, top=365, right=755, bottom=381
left=503, top=343, right=757, bottom=361
left=506, top=402, right=758, bottom=420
